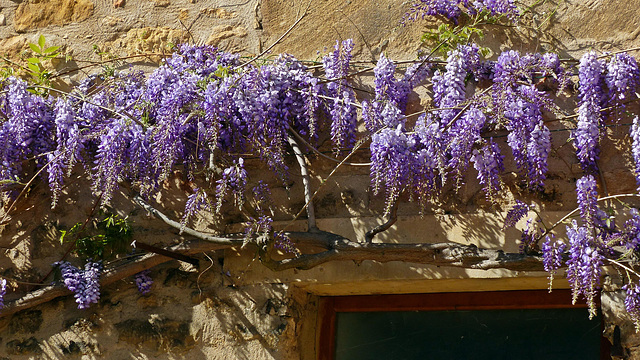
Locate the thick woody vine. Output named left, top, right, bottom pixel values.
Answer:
left=1, top=0, right=640, bottom=330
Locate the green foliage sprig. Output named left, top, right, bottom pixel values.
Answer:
left=59, top=213, right=132, bottom=260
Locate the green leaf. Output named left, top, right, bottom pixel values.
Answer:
left=27, top=63, right=40, bottom=74
left=214, top=65, right=230, bottom=78
left=479, top=47, right=492, bottom=58
left=0, top=179, right=22, bottom=185
left=38, top=35, right=46, bottom=49
left=29, top=43, right=41, bottom=54
left=26, top=57, right=40, bottom=64
left=44, top=46, right=60, bottom=54
left=59, top=230, right=67, bottom=244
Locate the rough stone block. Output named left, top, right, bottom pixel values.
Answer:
left=14, top=0, right=94, bottom=32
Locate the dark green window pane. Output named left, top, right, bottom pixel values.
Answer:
left=335, top=309, right=601, bottom=360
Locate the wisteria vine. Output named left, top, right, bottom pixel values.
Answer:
left=1, top=2, right=640, bottom=335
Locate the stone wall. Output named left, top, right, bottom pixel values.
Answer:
left=1, top=0, right=640, bottom=359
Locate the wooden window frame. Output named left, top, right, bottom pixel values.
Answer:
left=317, top=289, right=610, bottom=360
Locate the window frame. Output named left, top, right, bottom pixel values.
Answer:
left=317, top=289, right=610, bottom=360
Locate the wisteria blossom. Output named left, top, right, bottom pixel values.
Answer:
left=566, top=221, right=602, bottom=318
left=504, top=200, right=531, bottom=229
left=471, top=140, right=504, bottom=198
left=574, top=51, right=605, bottom=173
left=404, top=0, right=518, bottom=23
left=606, top=53, right=639, bottom=101
left=370, top=125, right=417, bottom=214
left=576, top=175, right=599, bottom=226
left=55, top=261, right=103, bottom=309
left=134, top=271, right=153, bottom=295
left=323, top=39, right=357, bottom=150
left=542, top=236, right=566, bottom=289
left=1, top=39, right=640, bottom=325
left=631, top=117, right=640, bottom=190
left=0, top=278, right=6, bottom=309
left=623, top=283, right=640, bottom=332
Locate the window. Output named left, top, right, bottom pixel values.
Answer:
left=318, top=290, right=610, bottom=360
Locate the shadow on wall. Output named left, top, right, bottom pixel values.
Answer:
left=0, top=255, right=296, bottom=359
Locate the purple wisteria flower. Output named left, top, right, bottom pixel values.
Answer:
left=274, top=232, right=300, bottom=256
left=606, top=53, right=639, bottom=101
left=432, top=48, right=468, bottom=126
left=471, top=139, right=504, bottom=198
left=526, top=121, right=551, bottom=188
left=181, top=188, right=211, bottom=230
left=471, top=0, right=518, bottom=20
left=93, top=119, right=128, bottom=205
left=362, top=100, right=383, bottom=134
left=448, top=107, right=486, bottom=185
left=574, top=102, right=601, bottom=173
left=134, top=270, right=153, bottom=295
left=373, top=54, right=429, bottom=111
left=244, top=215, right=274, bottom=247
left=457, top=44, right=482, bottom=79
left=576, top=175, right=599, bottom=226
left=494, top=52, right=556, bottom=190
left=48, top=99, right=84, bottom=208
left=404, top=0, right=465, bottom=23
left=233, top=54, right=319, bottom=179
left=574, top=51, right=605, bottom=173
left=504, top=200, right=530, bottom=228
left=55, top=260, right=103, bottom=309
left=623, top=282, right=640, bottom=332
left=630, top=116, right=640, bottom=191
left=323, top=39, right=357, bottom=150
left=566, top=220, right=602, bottom=318
left=0, top=77, right=55, bottom=185
left=370, top=125, right=417, bottom=214
left=215, top=158, right=248, bottom=213
left=0, top=278, right=6, bottom=309
left=374, top=54, right=399, bottom=103
left=404, top=0, right=518, bottom=24
left=542, top=236, right=566, bottom=288
left=413, top=114, right=444, bottom=198
left=252, top=181, right=273, bottom=214
left=623, top=208, right=640, bottom=251
left=519, top=218, right=536, bottom=253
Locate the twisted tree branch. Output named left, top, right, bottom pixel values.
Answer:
left=134, top=196, right=543, bottom=274
left=365, top=201, right=398, bottom=243
left=260, top=240, right=544, bottom=272
left=2, top=199, right=546, bottom=318
left=288, top=135, right=318, bottom=231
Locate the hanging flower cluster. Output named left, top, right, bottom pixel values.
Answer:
left=404, top=0, right=518, bottom=24
left=323, top=39, right=358, bottom=150
left=574, top=52, right=605, bottom=174
left=1, top=29, right=640, bottom=326
left=0, top=279, right=6, bottom=309
left=55, top=261, right=103, bottom=309
left=624, top=283, right=640, bottom=332
left=542, top=236, right=566, bottom=287
left=134, top=270, right=153, bottom=295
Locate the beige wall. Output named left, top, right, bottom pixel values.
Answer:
left=2, top=0, right=640, bottom=358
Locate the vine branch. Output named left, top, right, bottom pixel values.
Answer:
left=365, top=201, right=399, bottom=243
left=2, top=197, right=550, bottom=317
left=287, top=135, right=318, bottom=231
